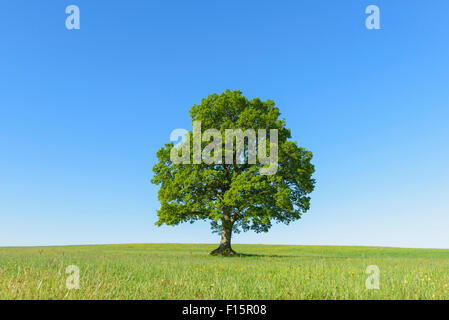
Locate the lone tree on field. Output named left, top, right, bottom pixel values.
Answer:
left=151, top=90, right=315, bottom=255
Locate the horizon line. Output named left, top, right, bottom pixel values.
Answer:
left=1, top=242, right=448, bottom=250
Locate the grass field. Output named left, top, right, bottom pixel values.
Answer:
left=1, top=243, right=448, bottom=300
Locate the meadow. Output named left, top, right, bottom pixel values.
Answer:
left=0, top=243, right=448, bottom=300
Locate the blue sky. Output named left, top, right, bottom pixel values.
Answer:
left=1, top=1, right=448, bottom=248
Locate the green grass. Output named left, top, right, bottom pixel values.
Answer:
left=1, top=243, right=448, bottom=299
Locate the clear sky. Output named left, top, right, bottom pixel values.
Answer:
left=1, top=1, right=448, bottom=248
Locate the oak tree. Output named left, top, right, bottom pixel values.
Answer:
left=151, top=90, right=315, bottom=255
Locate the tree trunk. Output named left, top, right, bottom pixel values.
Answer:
left=210, top=216, right=236, bottom=256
